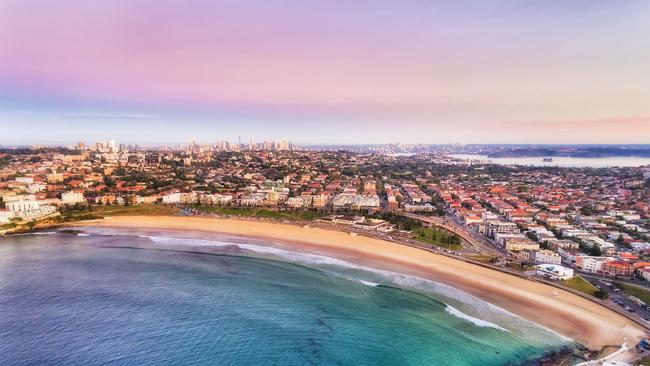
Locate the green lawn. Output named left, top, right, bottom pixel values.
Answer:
left=60, top=204, right=180, bottom=222
left=637, top=356, right=650, bottom=366
left=412, top=226, right=462, bottom=250
left=0, top=222, right=18, bottom=230
left=91, top=205, right=180, bottom=217
left=560, top=276, right=599, bottom=296
left=192, top=205, right=326, bottom=222
left=468, top=254, right=496, bottom=263
left=615, top=282, right=650, bottom=305
left=505, top=262, right=527, bottom=272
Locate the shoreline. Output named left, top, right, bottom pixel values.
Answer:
left=67, top=215, right=645, bottom=352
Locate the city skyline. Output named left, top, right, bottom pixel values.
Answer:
left=2, top=1, right=650, bottom=144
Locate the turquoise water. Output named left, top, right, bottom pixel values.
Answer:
left=0, top=231, right=570, bottom=365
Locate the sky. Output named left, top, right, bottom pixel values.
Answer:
left=1, top=0, right=650, bottom=145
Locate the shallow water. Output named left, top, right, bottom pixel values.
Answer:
left=0, top=232, right=570, bottom=365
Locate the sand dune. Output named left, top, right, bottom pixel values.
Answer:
left=74, top=215, right=647, bottom=350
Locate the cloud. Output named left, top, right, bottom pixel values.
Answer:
left=62, top=112, right=155, bottom=120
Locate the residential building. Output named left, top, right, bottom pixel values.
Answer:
left=536, top=264, right=574, bottom=280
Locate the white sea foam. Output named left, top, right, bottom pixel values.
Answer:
left=358, top=280, right=380, bottom=287
left=445, top=305, right=509, bottom=332
left=76, top=233, right=91, bottom=237
left=10, top=231, right=57, bottom=236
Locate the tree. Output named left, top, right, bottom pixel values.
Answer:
left=587, top=245, right=602, bottom=257
left=594, top=290, right=609, bottom=300
left=580, top=205, right=594, bottom=216
left=26, top=220, right=36, bottom=231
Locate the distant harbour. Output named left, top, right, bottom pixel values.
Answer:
left=448, top=154, right=650, bottom=168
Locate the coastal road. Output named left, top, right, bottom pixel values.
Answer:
left=402, top=213, right=503, bottom=257
left=580, top=273, right=650, bottom=323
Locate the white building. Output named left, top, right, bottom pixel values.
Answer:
left=15, top=177, right=34, bottom=184
left=199, top=193, right=233, bottom=206
left=494, top=232, right=526, bottom=246
left=0, top=209, right=14, bottom=224
left=575, top=255, right=614, bottom=273
left=546, top=239, right=579, bottom=250
left=4, top=198, right=56, bottom=221
left=3, top=194, right=35, bottom=203
left=61, top=191, right=85, bottom=205
left=504, top=237, right=540, bottom=251
left=486, top=221, right=520, bottom=238
left=161, top=192, right=196, bottom=205
left=27, top=183, right=46, bottom=193
left=536, top=264, right=574, bottom=280
left=6, top=199, right=40, bottom=212
left=14, top=206, right=57, bottom=220
left=557, top=247, right=581, bottom=264
left=534, top=250, right=562, bottom=265
left=403, top=203, right=435, bottom=212
left=332, top=193, right=380, bottom=211
left=286, top=197, right=305, bottom=208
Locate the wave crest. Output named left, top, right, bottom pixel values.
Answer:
left=70, top=229, right=571, bottom=347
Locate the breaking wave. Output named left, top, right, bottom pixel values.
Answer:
left=70, top=228, right=571, bottom=347
left=445, top=305, right=509, bottom=332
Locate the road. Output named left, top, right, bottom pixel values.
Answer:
left=402, top=212, right=504, bottom=257
left=579, top=272, right=650, bottom=323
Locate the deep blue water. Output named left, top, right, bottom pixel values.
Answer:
left=0, top=232, right=569, bottom=365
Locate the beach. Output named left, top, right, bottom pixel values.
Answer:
left=74, top=215, right=646, bottom=351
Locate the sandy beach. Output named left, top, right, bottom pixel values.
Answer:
left=74, top=215, right=646, bottom=351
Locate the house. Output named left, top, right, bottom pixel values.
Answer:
left=546, top=239, right=579, bottom=250
left=534, top=250, right=562, bottom=265
left=61, top=191, right=85, bottom=205
left=602, top=261, right=633, bottom=278
left=6, top=199, right=39, bottom=212
left=536, top=264, right=574, bottom=280
left=0, top=209, right=14, bottom=224
left=575, top=255, right=614, bottom=273
left=506, top=209, right=533, bottom=223
left=557, top=247, right=581, bottom=264
left=286, top=197, right=305, bottom=208
left=641, top=268, right=650, bottom=282
left=486, top=221, right=519, bottom=238
left=504, top=237, right=539, bottom=251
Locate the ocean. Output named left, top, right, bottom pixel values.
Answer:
left=448, top=154, right=650, bottom=168
left=0, top=230, right=572, bottom=365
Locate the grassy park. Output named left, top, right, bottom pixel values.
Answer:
left=191, top=205, right=326, bottom=221
left=412, top=226, right=462, bottom=250
left=614, top=282, right=650, bottom=305
left=560, top=276, right=599, bottom=296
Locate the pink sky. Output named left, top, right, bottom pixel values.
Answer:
left=1, top=0, right=650, bottom=144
